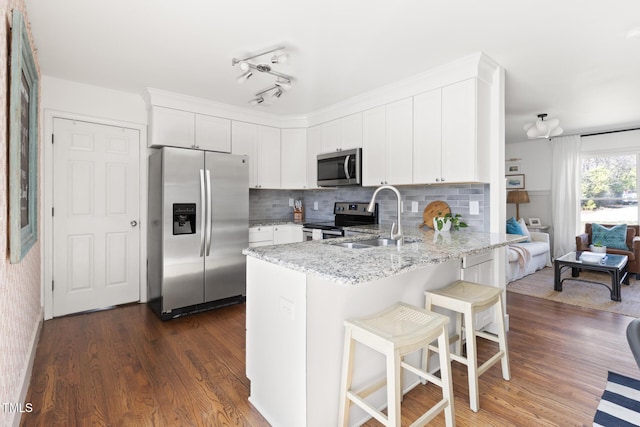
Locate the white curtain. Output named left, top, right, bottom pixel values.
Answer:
left=551, top=135, right=582, bottom=258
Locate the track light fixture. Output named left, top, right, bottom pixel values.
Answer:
left=523, top=113, right=563, bottom=139
left=232, top=45, right=293, bottom=106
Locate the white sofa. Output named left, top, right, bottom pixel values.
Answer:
left=506, top=231, right=552, bottom=283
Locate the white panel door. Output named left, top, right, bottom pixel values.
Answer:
left=385, top=97, right=413, bottom=185
left=53, top=118, right=140, bottom=317
left=306, top=125, right=323, bottom=189
left=362, top=105, right=387, bottom=186
left=231, top=121, right=258, bottom=187
left=195, top=114, right=231, bottom=152
left=257, top=126, right=281, bottom=188
left=413, top=88, right=442, bottom=183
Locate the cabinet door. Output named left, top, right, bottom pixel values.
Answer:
left=273, top=225, right=303, bottom=244
left=441, top=78, right=477, bottom=183
left=151, top=106, right=194, bottom=148
left=385, top=98, right=413, bottom=185
left=321, top=119, right=341, bottom=153
left=195, top=114, right=231, bottom=152
left=231, top=121, right=258, bottom=187
left=306, top=125, right=323, bottom=189
left=362, top=105, right=387, bottom=186
left=281, top=129, right=307, bottom=189
left=257, top=126, right=281, bottom=189
left=413, top=88, right=442, bottom=184
left=341, top=113, right=363, bottom=149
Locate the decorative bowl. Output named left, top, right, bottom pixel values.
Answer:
left=581, top=251, right=607, bottom=263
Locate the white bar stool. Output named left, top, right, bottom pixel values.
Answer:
left=338, top=302, right=455, bottom=427
left=424, top=280, right=510, bottom=412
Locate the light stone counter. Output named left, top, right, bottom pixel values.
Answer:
left=243, top=226, right=526, bottom=285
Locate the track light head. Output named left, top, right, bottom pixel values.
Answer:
left=237, top=71, right=253, bottom=84
left=239, top=61, right=250, bottom=71
left=272, top=88, right=283, bottom=99
left=271, top=52, right=288, bottom=64
left=275, top=79, right=292, bottom=90
left=249, top=97, right=264, bottom=106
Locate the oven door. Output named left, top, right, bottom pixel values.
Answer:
left=317, top=148, right=361, bottom=187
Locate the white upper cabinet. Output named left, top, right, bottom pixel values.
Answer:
left=362, top=98, right=413, bottom=186
left=195, top=114, right=231, bottom=152
left=306, top=125, right=323, bottom=189
left=150, top=106, right=193, bottom=148
left=413, top=88, right=443, bottom=183
left=321, top=113, right=363, bottom=153
left=231, top=121, right=258, bottom=187
left=150, top=106, right=231, bottom=152
left=414, top=78, right=490, bottom=184
left=281, top=128, right=307, bottom=189
left=232, top=122, right=281, bottom=189
left=256, top=125, right=281, bottom=189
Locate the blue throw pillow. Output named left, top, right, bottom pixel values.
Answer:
left=592, top=223, right=628, bottom=251
left=506, top=217, right=527, bottom=241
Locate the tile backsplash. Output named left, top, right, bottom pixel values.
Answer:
left=250, top=184, right=490, bottom=232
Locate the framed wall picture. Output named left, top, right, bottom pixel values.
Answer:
left=506, top=174, right=525, bottom=190
left=9, top=10, right=39, bottom=263
left=529, top=218, right=542, bottom=226
left=506, top=161, right=522, bottom=174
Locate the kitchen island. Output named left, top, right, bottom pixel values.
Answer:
left=244, top=228, right=524, bottom=427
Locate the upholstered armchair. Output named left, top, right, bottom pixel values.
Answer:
left=576, top=223, right=640, bottom=279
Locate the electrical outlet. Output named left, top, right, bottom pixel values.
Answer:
left=411, top=201, right=419, bottom=212
left=289, top=198, right=294, bottom=207
left=470, top=201, right=480, bottom=215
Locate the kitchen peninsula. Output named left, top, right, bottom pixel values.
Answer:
left=244, top=228, right=525, bottom=427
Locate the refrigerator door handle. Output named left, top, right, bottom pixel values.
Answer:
left=199, top=169, right=206, bottom=257
left=205, top=169, right=212, bottom=256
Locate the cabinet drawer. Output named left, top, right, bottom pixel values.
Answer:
left=249, top=226, right=274, bottom=243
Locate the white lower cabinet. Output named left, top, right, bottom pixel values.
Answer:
left=362, top=98, right=413, bottom=186
left=461, top=250, right=499, bottom=331
left=249, top=225, right=303, bottom=247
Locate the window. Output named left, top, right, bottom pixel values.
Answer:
left=580, top=153, right=638, bottom=229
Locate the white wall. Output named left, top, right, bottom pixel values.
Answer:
left=42, top=76, right=147, bottom=124
left=505, top=139, right=553, bottom=225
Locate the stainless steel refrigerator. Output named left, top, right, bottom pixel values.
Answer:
left=148, top=147, right=249, bottom=319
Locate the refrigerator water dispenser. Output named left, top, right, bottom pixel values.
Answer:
left=173, top=203, right=196, bottom=235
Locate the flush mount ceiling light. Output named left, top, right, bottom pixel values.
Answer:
left=523, top=113, right=563, bottom=139
left=232, top=46, right=293, bottom=106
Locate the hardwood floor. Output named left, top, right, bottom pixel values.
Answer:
left=22, top=292, right=639, bottom=426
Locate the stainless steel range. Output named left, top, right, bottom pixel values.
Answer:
left=302, top=202, right=378, bottom=241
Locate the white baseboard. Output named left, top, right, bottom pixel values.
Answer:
left=11, top=307, right=43, bottom=427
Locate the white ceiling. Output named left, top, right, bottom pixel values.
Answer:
left=24, top=0, right=640, bottom=143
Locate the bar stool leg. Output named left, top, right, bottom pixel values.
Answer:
left=496, top=294, right=511, bottom=381
left=464, top=307, right=480, bottom=412
left=386, top=348, right=402, bottom=427
left=437, top=327, right=456, bottom=427
left=338, top=325, right=355, bottom=427
left=454, top=312, right=463, bottom=356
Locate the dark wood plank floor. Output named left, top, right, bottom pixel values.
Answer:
left=21, top=291, right=639, bottom=426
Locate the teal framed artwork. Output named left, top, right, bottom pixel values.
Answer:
left=9, top=10, right=39, bottom=263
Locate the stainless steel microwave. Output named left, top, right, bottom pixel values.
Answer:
left=317, top=148, right=362, bottom=187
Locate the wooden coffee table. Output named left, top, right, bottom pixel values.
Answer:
left=554, top=251, right=629, bottom=301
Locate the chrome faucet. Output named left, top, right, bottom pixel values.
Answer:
left=367, top=185, right=403, bottom=246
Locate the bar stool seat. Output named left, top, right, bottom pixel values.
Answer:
left=338, top=302, right=455, bottom=427
left=425, top=280, right=510, bottom=412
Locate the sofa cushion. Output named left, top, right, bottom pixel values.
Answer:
left=506, top=217, right=527, bottom=241
left=592, top=223, right=629, bottom=251
left=517, top=218, right=532, bottom=240
left=509, top=242, right=549, bottom=259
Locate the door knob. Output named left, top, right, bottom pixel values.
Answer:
left=130, top=220, right=138, bottom=227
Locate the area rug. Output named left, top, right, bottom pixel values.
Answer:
left=507, top=267, right=640, bottom=317
left=593, top=371, right=640, bottom=426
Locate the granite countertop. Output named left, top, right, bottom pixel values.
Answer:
left=249, top=219, right=304, bottom=227
left=244, top=225, right=527, bottom=285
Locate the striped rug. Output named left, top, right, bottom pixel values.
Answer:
left=594, top=371, right=640, bottom=426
